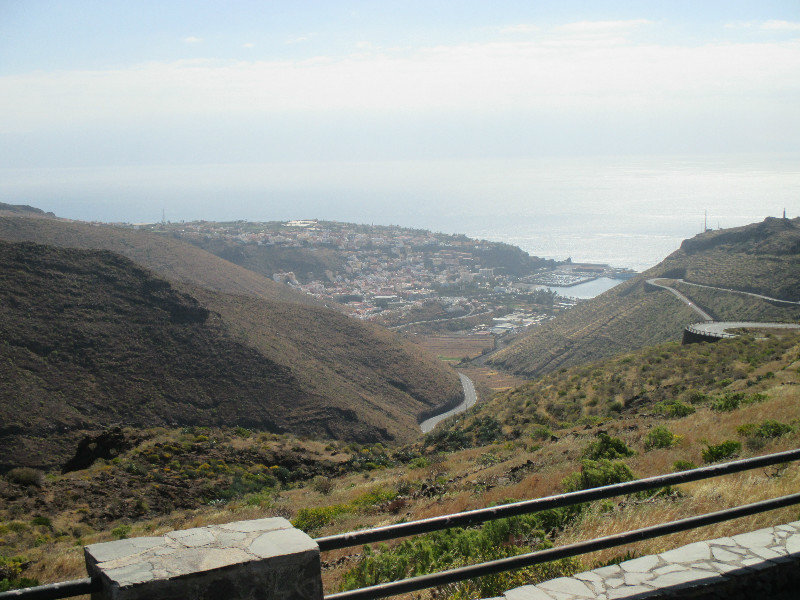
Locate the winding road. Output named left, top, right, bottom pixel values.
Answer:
left=420, top=372, right=477, bottom=433
left=646, top=278, right=713, bottom=320
left=664, top=278, right=800, bottom=306
left=646, top=278, right=800, bottom=340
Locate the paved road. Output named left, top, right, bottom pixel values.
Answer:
left=420, top=372, right=477, bottom=433
left=669, top=278, right=800, bottom=305
left=647, top=278, right=800, bottom=340
left=646, top=278, right=713, bottom=320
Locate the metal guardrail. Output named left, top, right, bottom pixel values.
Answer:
left=327, top=493, right=800, bottom=600
left=685, top=323, right=736, bottom=339
left=3, top=448, right=800, bottom=600
left=0, top=578, right=99, bottom=600
left=316, top=447, right=800, bottom=551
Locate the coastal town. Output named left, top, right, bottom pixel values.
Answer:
left=136, top=219, right=636, bottom=335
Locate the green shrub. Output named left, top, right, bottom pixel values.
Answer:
left=711, top=392, right=743, bottom=412
left=711, top=392, right=767, bottom=412
left=470, top=416, right=504, bottom=445
left=30, top=516, right=52, bottom=529
left=5, top=468, right=43, bottom=487
left=702, top=441, right=741, bottom=463
left=563, top=459, right=636, bottom=492
left=292, top=505, right=351, bottom=534
left=426, top=428, right=470, bottom=452
left=685, top=390, right=708, bottom=404
left=340, top=515, right=583, bottom=598
left=111, top=524, right=132, bottom=540
left=244, top=490, right=274, bottom=508
left=233, top=426, right=251, bottom=438
left=737, top=420, right=794, bottom=449
left=583, top=433, right=635, bottom=460
left=673, top=460, right=697, bottom=472
left=644, top=427, right=677, bottom=450
left=0, top=555, right=38, bottom=593
left=352, top=487, right=398, bottom=509
left=479, top=453, right=501, bottom=466
left=653, top=399, right=695, bottom=418
left=530, top=425, right=553, bottom=440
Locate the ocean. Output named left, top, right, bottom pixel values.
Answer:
left=2, top=153, right=798, bottom=272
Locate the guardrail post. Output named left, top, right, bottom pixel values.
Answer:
left=84, top=517, right=322, bottom=600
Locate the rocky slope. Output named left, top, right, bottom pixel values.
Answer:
left=490, top=217, right=800, bottom=377
left=0, top=230, right=461, bottom=469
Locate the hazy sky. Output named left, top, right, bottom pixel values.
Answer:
left=1, top=0, right=799, bottom=231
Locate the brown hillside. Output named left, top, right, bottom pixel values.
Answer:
left=0, top=214, right=310, bottom=304
left=0, top=240, right=312, bottom=470
left=189, top=285, right=465, bottom=444
left=490, top=217, right=800, bottom=377
left=0, top=239, right=462, bottom=469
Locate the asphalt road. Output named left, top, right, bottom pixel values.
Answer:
left=648, top=277, right=800, bottom=339
left=420, top=372, right=477, bottom=433
left=670, top=278, right=800, bottom=305
left=646, top=278, right=713, bottom=320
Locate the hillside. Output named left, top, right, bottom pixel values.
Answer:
left=490, top=217, right=800, bottom=377
left=0, top=214, right=310, bottom=305
left=0, top=238, right=462, bottom=470
left=0, top=202, right=55, bottom=217
left=4, top=330, right=800, bottom=597
left=439, top=331, right=800, bottom=446
left=185, top=235, right=346, bottom=283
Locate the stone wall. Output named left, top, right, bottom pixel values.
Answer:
left=682, top=327, right=720, bottom=344
left=84, top=517, right=322, bottom=600
left=495, top=521, right=800, bottom=600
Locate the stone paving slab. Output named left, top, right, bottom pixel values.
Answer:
left=85, top=517, right=322, bottom=600
left=496, top=521, right=800, bottom=600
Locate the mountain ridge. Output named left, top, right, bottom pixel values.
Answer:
left=0, top=219, right=463, bottom=468
left=488, top=217, right=800, bottom=377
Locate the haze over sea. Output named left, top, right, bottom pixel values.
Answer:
left=5, top=153, right=797, bottom=273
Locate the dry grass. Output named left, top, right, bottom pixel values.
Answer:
left=413, top=334, right=495, bottom=361
left=458, top=365, right=528, bottom=392
left=5, top=336, right=800, bottom=598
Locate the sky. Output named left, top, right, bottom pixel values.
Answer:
left=0, top=0, right=799, bottom=241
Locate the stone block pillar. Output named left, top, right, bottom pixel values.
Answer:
left=84, top=517, right=322, bottom=600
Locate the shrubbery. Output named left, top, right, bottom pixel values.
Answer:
left=340, top=514, right=582, bottom=599
left=673, top=460, right=697, bottom=471
left=5, top=468, right=43, bottom=487
left=737, top=420, right=794, bottom=439
left=563, top=459, right=636, bottom=492
left=702, top=441, right=741, bottom=463
left=737, top=420, right=794, bottom=449
left=711, top=392, right=767, bottom=412
left=0, top=555, right=38, bottom=593
left=292, top=487, right=400, bottom=534
left=292, top=505, right=351, bottom=533
left=653, top=399, right=695, bottom=418
left=644, top=426, right=677, bottom=450
left=583, top=433, right=635, bottom=460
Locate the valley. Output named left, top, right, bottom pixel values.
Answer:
left=0, top=209, right=799, bottom=598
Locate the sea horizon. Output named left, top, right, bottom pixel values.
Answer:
left=3, top=153, right=798, bottom=272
